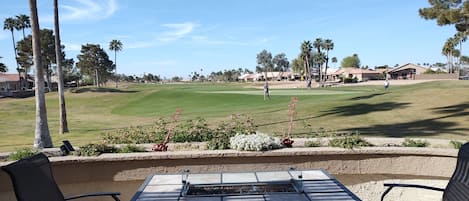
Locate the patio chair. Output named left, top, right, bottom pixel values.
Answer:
left=1, top=153, right=120, bottom=201
left=381, top=142, right=469, bottom=201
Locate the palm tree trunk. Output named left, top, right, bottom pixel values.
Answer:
left=303, top=57, right=308, bottom=79
left=318, top=63, right=322, bottom=86
left=95, top=68, right=99, bottom=87
left=114, top=51, right=118, bottom=88
left=30, top=0, right=52, bottom=148
left=324, top=60, right=329, bottom=84
left=10, top=30, right=22, bottom=88
left=459, top=41, right=463, bottom=75
left=54, top=0, right=68, bottom=133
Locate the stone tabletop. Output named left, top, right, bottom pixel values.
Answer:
left=130, top=169, right=362, bottom=201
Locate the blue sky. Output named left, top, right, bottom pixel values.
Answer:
left=0, top=0, right=457, bottom=78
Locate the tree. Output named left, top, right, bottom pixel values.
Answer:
left=442, top=37, right=457, bottom=73
left=30, top=0, right=53, bottom=148
left=54, top=0, right=68, bottom=134
left=300, top=41, right=312, bottom=78
left=340, top=54, right=361, bottom=68
left=171, top=76, right=182, bottom=82
left=453, top=31, right=467, bottom=73
left=331, top=57, right=338, bottom=68
left=16, top=36, right=33, bottom=75
left=256, top=49, right=273, bottom=80
left=39, top=29, right=57, bottom=89
left=3, top=17, right=21, bottom=82
left=0, top=56, right=7, bottom=73
left=76, top=44, right=114, bottom=87
left=272, top=53, right=289, bottom=79
left=313, top=38, right=324, bottom=82
left=17, top=29, right=60, bottom=88
left=109, top=39, right=123, bottom=88
left=419, top=1, right=469, bottom=74
left=313, top=52, right=326, bottom=83
left=323, top=39, right=334, bottom=83
left=16, top=14, right=30, bottom=39
left=419, top=1, right=469, bottom=32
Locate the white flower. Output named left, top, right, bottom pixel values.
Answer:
left=229, top=132, right=282, bottom=151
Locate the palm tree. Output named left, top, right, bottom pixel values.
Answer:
left=454, top=31, right=467, bottom=74
left=16, top=14, right=31, bottom=39
left=442, top=38, right=457, bottom=73
left=29, top=0, right=53, bottom=148
left=323, top=39, right=334, bottom=83
left=0, top=56, right=7, bottom=73
left=313, top=38, right=324, bottom=84
left=300, top=40, right=312, bottom=79
left=109, top=39, right=123, bottom=88
left=331, top=57, right=338, bottom=68
left=3, top=17, right=21, bottom=82
left=54, top=0, right=68, bottom=134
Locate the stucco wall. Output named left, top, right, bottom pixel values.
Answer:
left=415, top=74, right=459, bottom=80
left=0, top=147, right=458, bottom=201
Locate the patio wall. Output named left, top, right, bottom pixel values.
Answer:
left=0, top=147, right=457, bottom=201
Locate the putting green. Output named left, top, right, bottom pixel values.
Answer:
left=198, top=89, right=364, bottom=96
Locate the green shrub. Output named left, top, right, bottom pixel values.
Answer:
left=328, top=133, right=372, bottom=149
left=304, top=140, right=322, bottom=147
left=172, top=117, right=212, bottom=142
left=8, top=147, right=39, bottom=161
left=102, top=118, right=167, bottom=144
left=450, top=140, right=464, bottom=149
left=343, top=77, right=358, bottom=83
left=230, top=133, right=282, bottom=151
left=207, top=114, right=257, bottom=150
left=75, top=143, right=119, bottom=156
left=402, top=138, right=429, bottom=147
left=207, top=122, right=234, bottom=150
left=118, top=144, right=146, bottom=153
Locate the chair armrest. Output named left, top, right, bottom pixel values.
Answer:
left=65, top=192, right=120, bottom=201
left=381, top=183, right=444, bottom=201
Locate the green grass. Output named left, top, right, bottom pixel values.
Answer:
left=1, top=80, right=468, bottom=151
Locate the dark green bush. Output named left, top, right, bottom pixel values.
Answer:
left=75, top=143, right=119, bottom=156
left=450, top=140, right=464, bottom=149
left=207, top=122, right=235, bottom=150
left=328, top=133, right=372, bottom=149
left=8, top=147, right=39, bottom=161
left=172, top=117, right=212, bottom=142
left=402, top=138, right=429, bottom=147
left=103, top=114, right=256, bottom=149
left=304, top=140, right=322, bottom=147
left=207, top=114, right=257, bottom=150
left=118, top=144, right=146, bottom=153
left=102, top=118, right=167, bottom=144
left=343, top=77, right=358, bottom=83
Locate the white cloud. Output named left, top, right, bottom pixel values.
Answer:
left=42, top=0, right=117, bottom=22
left=190, top=35, right=275, bottom=46
left=158, top=22, right=197, bottom=42
left=126, top=22, right=198, bottom=49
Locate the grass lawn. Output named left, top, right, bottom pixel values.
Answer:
left=0, top=80, right=468, bottom=151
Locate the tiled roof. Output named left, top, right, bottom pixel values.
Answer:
left=388, top=63, right=427, bottom=73
left=332, top=68, right=381, bottom=75
left=0, top=74, right=20, bottom=82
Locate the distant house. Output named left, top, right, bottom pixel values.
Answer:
left=0, top=73, right=34, bottom=97
left=0, top=74, right=22, bottom=92
left=238, top=71, right=300, bottom=82
left=387, top=63, right=427, bottom=80
left=331, top=68, right=382, bottom=82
